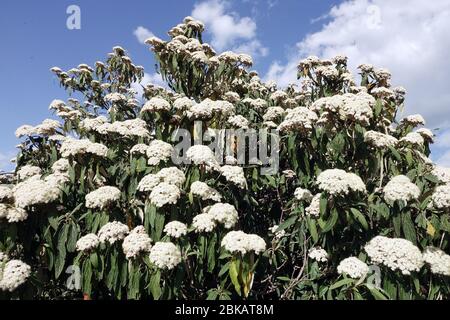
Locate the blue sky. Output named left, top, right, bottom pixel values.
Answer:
left=1, top=0, right=450, bottom=171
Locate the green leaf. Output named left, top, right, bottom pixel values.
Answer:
left=350, top=208, right=369, bottom=230
left=149, top=271, right=162, bottom=300
left=321, top=208, right=338, bottom=233
left=55, top=224, right=69, bottom=279
left=330, top=278, right=354, bottom=290
left=319, top=195, right=328, bottom=216
left=388, top=146, right=402, bottom=161
left=307, top=218, right=319, bottom=243
left=401, top=212, right=417, bottom=244
left=229, top=260, right=241, bottom=296
left=367, top=286, right=388, bottom=300
left=277, top=215, right=298, bottom=231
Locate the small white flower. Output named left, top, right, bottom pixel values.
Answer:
left=337, top=257, right=369, bottom=279
left=221, top=231, right=266, bottom=255
left=97, top=221, right=129, bottom=244
left=190, top=181, right=222, bottom=202
left=0, top=260, right=31, bottom=292
left=316, top=169, right=366, bottom=195
left=205, top=203, right=239, bottom=229
left=192, top=213, right=216, bottom=233
left=308, top=247, right=329, bottom=263
left=85, top=186, right=121, bottom=210
left=422, top=247, right=450, bottom=276
left=383, top=175, right=420, bottom=203
left=365, top=236, right=424, bottom=275
left=149, top=183, right=181, bottom=207
left=149, top=242, right=182, bottom=270
left=122, top=226, right=152, bottom=259
left=294, top=187, right=313, bottom=202
left=142, top=97, right=171, bottom=113
left=76, top=234, right=100, bottom=252
left=164, top=221, right=188, bottom=238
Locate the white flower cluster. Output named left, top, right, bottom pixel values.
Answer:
left=399, top=132, right=424, bottom=147
left=192, top=213, right=217, bottom=233
left=401, top=114, right=425, bottom=127
left=130, top=143, right=150, bottom=155
left=430, top=184, right=450, bottom=210
left=337, top=257, right=369, bottom=279
left=294, top=187, right=313, bottom=202
left=149, top=183, right=181, bottom=207
left=15, top=119, right=62, bottom=138
left=61, top=138, right=108, bottom=158
left=263, top=106, right=285, bottom=122
left=80, top=116, right=108, bottom=132
left=277, top=107, right=318, bottom=133
left=383, top=175, right=420, bottom=203
left=422, top=247, right=450, bottom=276
left=76, top=233, right=100, bottom=252
left=0, top=186, right=13, bottom=202
left=190, top=181, right=222, bottom=202
left=157, top=167, right=186, bottom=187
left=17, top=165, right=42, bottom=181
left=164, top=221, right=188, bottom=239
left=416, top=128, right=434, bottom=141
left=97, top=221, right=129, bottom=244
left=85, top=186, right=121, bottom=210
left=364, top=236, right=424, bottom=275
left=364, top=131, right=398, bottom=149
left=122, top=226, right=152, bottom=259
left=431, top=166, right=450, bottom=184
left=0, top=259, right=31, bottom=292
left=0, top=204, right=28, bottom=223
left=204, top=203, right=238, bottom=229
left=221, top=231, right=266, bottom=255
left=104, top=92, right=127, bottom=103
left=13, top=176, right=61, bottom=208
left=186, top=145, right=220, bottom=171
left=220, top=165, right=247, bottom=189
left=311, top=92, right=375, bottom=125
left=51, top=158, right=70, bottom=173
left=270, top=90, right=288, bottom=102
left=147, top=140, right=174, bottom=165
left=142, top=97, right=171, bottom=113
left=173, top=97, right=193, bottom=111
left=96, top=119, right=150, bottom=138
left=227, top=115, right=249, bottom=129
left=305, top=194, right=321, bottom=217
left=316, top=169, right=366, bottom=195
left=187, top=99, right=234, bottom=120
left=242, top=98, right=267, bottom=112
left=137, top=174, right=161, bottom=192
left=149, top=242, right=182, bottom=270
left=308, top=247, right=329, bottom=262
left=269, top=225, right=286, bottom=239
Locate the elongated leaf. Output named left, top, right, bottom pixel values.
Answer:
left=350, top=208, right=369, bottom=230
left=229, top=260, right=241, bottom=296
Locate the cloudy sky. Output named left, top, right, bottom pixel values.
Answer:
left=1, top=0, right=450, bottom=171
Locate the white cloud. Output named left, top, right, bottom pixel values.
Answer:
left=436, top=150, right=450, bottom=167
left=133, top=26, right=154, bottom=44
left=232, top=39, right=268, bottom=57
left=264, top=0, right=450, bottom=131
left=192, top=0, right=268, bottom=58
left=0, top=151, right=15, bottom=172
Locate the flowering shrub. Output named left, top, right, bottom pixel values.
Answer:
left=1, top=16, right=450, bottom=300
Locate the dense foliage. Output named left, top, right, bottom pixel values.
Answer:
left=1, top=16, right=450, bottom=300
